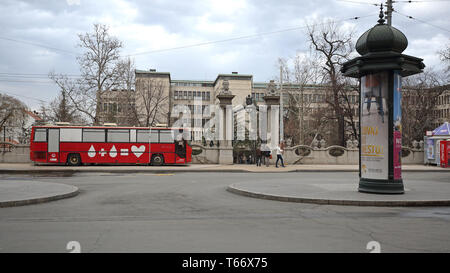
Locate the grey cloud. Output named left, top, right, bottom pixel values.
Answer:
left=0, top=0, right=448, bottom=110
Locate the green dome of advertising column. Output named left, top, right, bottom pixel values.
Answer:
left=341, top=5, right=425, bottom=194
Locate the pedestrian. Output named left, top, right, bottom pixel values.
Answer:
left=275, top=143, right=285, bottom=168
left=263, top=143, right=271, bottom=167
left=256, top=147, right=262, bottom=166
left=247, top=154, right=252, bottom=164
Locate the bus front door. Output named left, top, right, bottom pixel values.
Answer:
left=175, top=140, right=186, bottom=163
left=47, top=128, right=60, bottom=163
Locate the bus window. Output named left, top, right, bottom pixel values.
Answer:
left=60, top=128, right=82, bottom=142
left=108, top=129, right=130, bottom=142
left=159, top=130, right=174, bottom=143
left=83, top=129, right=105, bottom=142
left=137, top=130, right=149, bottom=142
left=34, top=128, right=47, bottom=142
left=150, top=130, right=158, bottom=143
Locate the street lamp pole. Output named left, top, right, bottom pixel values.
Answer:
left=386, top=0, right=393, bottom=26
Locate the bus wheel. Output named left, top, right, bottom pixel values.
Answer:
left=151, top=154, right=164, bottom=166
left=67, top=154, right=81, bottom=166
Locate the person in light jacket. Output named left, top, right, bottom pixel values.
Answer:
left=275, top=143, right=285, bottom=168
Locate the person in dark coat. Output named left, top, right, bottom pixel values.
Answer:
left=256, top=147, right=262, bottom=166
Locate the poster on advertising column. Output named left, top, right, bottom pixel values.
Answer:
left=361, top=72, right=389, bottom=180
left=393, top=71, right=402, bottom=180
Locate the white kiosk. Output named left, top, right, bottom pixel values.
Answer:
left=424, top=122, right=450, bottom=165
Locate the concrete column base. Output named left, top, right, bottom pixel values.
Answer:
left=358, top=178, right=405, bottom=194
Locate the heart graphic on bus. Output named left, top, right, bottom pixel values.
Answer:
left=131, top=145, right=145, bottom=158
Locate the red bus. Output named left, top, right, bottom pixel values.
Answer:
left=30, top=125, right=192, bottom=166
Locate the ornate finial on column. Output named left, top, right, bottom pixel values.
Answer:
left=245, top=94, right=253, bottom=106
left=377, top=4, right=385, bottom=25
left=216, top=79, right=235, bottom=106
left=266, top=80, right=278, bottom=96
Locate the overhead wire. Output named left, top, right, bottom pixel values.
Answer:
left=124, top=14, right=376, bottom=57
left=0, top=13, right=376, bottom=59
left=393, top=10, right=450, bottom=33
left=0, top=90, right=47, bottom=102
left=0, top=36, right=78, bottom=56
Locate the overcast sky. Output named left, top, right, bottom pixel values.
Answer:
left=0, top=0, right=449, bottom=110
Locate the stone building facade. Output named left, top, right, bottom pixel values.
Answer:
left=97, top=89, right=135, bottom=125
left=433, top=90, right=450, bottom=129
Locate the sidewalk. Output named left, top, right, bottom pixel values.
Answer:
left=0, top=180, right=79, bottom=208
left=0, top=163, right=448, bottom=174
left=227, top=173, right=450, bottom=207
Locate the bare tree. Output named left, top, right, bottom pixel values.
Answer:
left=439, top=42, right=450, bottom=65
left=49, top=24, right=123, bottom=124
left=402, top=69, right=448, bottom=146
left=116, top=57, right=139, bottom=126
left=0, top=93, right=28, bottom=143
left=117, top=57, right=135, bottom=92
left=134, top=78, right=169, bottom=127
left=438, top=42, right=450, bottom=81
left=307, top=20, right=356, bottom=146
left=279, top=53, right=323, bottom=145
left=39, top=89, right=86, bottom=124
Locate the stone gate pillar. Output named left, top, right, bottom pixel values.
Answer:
left=216, top=80, right=235, bottom=164
left=263, top=80, right=280, bottom=150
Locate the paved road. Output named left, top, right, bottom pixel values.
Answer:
left=0, top=172, right=449, bottom=252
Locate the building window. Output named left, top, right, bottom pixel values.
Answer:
left=207, top=91, right=210, bottom=100
left=174, top=91, right=178, bottom=100
left=111, top=103, right=117, bottom=113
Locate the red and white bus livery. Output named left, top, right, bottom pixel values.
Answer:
left=30, top=125, right=192, bottom=166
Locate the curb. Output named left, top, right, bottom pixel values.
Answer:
left=0, top=167, right=448, bottom=175
left=226, top=185, right=450, bottom=207
left=0, top=187, right=80, bottom=208
left=0, top=169, right=253, bottom=175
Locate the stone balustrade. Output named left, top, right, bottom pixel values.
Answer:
left=1, top=142, right=425, bottom=165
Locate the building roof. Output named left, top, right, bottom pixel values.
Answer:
left=171, top=80, right=214, bottom=84
left=135, top=69, right=170, bottom=75
left=213, top=73, right=253, bottom=86
left=252, top=82, right=329, bottom=89
left=135, top=69, right=171, bottom=81
left=24, top=110, right=42, bottom=121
